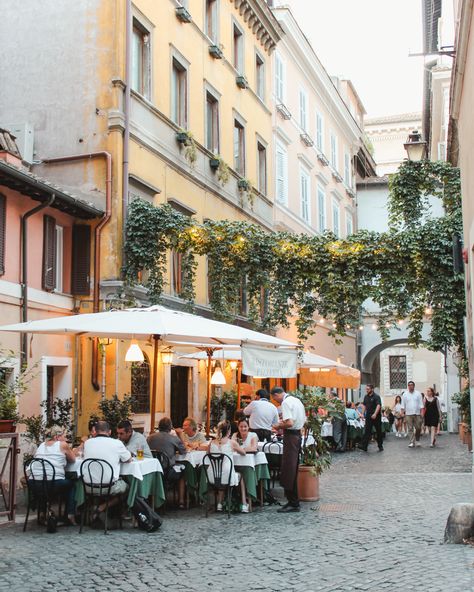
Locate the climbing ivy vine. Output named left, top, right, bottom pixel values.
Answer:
left=123, top=161, right=465, bottom=356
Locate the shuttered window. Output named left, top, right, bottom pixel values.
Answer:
left=42, top=215, right=56, bottom=291
left=71, top=225, right=91, bottom=295
left=275, top=142, right=288, bottom=205
left=0, top=194, right=6, bottom=276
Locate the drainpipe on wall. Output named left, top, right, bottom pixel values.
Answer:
left=42, top=152, right=112, bottom=390
left=21, top=194, right=56, bottom=367
left=122, top=0, right=132, bottom=259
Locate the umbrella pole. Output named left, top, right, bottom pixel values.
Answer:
left=206, top=349, right=213, bottom=437
left=237, top=361, right=242, bottom=409
left=150, top=335, right=160, bottom=434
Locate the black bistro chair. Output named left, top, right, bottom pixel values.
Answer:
left=79, top=458, right=123, bottom=534
left=262, top=441, right=283, bottom=488
left=151, top=450, right=185, bottom=510
left=23, top=458, right=58, bottom=531
left=201, top=453, right=235, bottom=518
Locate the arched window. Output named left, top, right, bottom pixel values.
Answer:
left=131, top=354, right=150, bottom=414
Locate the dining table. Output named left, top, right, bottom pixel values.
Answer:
left=67, top=457, right=166, bottom=509
left=176, top=449, right=270, bottom=503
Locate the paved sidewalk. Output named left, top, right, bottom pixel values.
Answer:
left=0, top=433, right=473, bottom=592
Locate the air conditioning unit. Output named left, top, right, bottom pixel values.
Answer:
left=1, top=123, right=34, bottom=164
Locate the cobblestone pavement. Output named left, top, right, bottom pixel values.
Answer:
left=1, top=433, right=473, bottom=592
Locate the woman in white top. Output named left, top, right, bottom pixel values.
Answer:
left=207, top=420, right=249, bottom=513
left=392, top=395, right=404, bottom=437
left=31, top=425, right=78, bottom=524
left=232, top=418, right=258, bottom=452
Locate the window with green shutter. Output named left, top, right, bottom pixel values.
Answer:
left=71, top=224, right=91, bottom=295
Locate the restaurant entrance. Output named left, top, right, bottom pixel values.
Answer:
left=170, top=365, right=189, bottom=428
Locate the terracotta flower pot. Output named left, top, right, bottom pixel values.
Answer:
left=0, top=419, right=16, bottom=434
left=466, top=432, right=472, bottom=452
left=297, top=465, right=319, bottom=502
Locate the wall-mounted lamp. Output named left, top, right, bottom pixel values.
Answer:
left=161, top=348, right=174, bottom=365
left=404, top=130, right=427, bottom=162
left=125, top=339, right=144, bottom=363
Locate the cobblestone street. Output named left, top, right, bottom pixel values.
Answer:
left=1, top=433, right=473, bottom=592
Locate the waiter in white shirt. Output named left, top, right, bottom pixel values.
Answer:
left=243, top=388, right=279, bottom=442
left=401, top=381, right=424, bottom=448
left=271, top=386, right=306, bottom=512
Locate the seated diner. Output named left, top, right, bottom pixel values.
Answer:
left=30, top=425, right=78, bottom=525
left=175, top=417, right=207, bottom=450
left=117, top=420, right=152, bottom=458
left=208, top=420, right=249, bottom=513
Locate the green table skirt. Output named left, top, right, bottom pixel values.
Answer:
left=74, top=472, right=165, bottom=510
left=198, top=464, right=270, bottom=501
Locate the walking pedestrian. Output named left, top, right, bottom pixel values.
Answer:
left=401, top=381, right=424, bottom=448
left=359, top=384, right=384, bottom=452
left=270, top=386, right=306, bottom=513
left=423, top=387, right=442, bottom=447
left=393, top=395, right=404, bottom=437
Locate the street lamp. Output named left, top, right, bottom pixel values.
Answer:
left=404, top=130, right=427, bottom=162
left=161, top=348, right=174, bottom=365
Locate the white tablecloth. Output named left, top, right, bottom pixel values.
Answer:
left=67, top=457, right=163, bottom=481
left=176, top=450, right=267, bottom=468
left=257, top=435, right=314, bottom=454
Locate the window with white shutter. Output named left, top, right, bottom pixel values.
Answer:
left=344, top=152, right=351, bottom=186
left=316, top=112, right=324, bottom=151
left=346, top=213, right=353, bottom=237
left=330, top=134, right=338, bottom=169
left=275, top=142, right=288, bottom=205
left=317, top=186, right=326, bottom=233
left=332, top=200, right=340, bottom=237
left=299, top=89, right=308, bottom=131
left=300, top=168, right=311, bottom=223
left=274, top=52, right=285, bottom=102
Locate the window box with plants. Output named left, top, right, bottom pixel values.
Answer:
left=236, top=75, right=248, bottom=89
left=176, top=130, right=197, bottom=167
left=209, top=155, right=230, bottom=185
left=175, top=6, right=192, bottom=23
left=208, top=45, right=223, bottom=59
left=292, top=388, right=345, bottom=501
left=237, top=178, right=251, bottom=192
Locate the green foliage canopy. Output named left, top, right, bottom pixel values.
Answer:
left=124, top=160, right=465, bottom=355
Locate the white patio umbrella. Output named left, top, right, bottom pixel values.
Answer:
left=0, top=305, right=296, bottom=433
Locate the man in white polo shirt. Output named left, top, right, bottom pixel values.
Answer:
left=243, top=388, right=279, bottom=442
left=401, top=381, right=424, bottom=448
left=83, top=420, right=132, bottom=524
left=271, top=387, right=306, bottom=512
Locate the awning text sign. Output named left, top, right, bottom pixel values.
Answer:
left=241, top=345, right=297, bottom=378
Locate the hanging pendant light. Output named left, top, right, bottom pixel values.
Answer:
left=125, top=339, right=144, bottom=363
left=210, top=361, right=226, bottom=385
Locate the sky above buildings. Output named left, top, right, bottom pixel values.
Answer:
left=285, top=0, right=425, bottom=118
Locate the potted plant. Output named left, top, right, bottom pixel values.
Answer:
left=291, top=388, right=345, bottom=501
left=176, top=129, right=197, bottom=166
left=89, top=393, right=136, bottom=437
left=452, top=386, right=471, bottom=444
left=0, top=353, right=37, bottom=433
left=175, top=5, right=192, bottom=23
left=209, top=155, right=230, bottom=185
left=208, top=44, right=223, bottom=59
left=236, top=75, right=248, bottom=89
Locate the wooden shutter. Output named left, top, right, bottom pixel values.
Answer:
left=71, top=224, right=91, bottom=295
left=42, top=215, right=56, bottom=291
left=0, top=194, right=6, bottom=276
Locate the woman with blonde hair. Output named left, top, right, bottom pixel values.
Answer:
left=423, top=387, right=442, bottom=447
left=31, top=425, right=78, bottom=525
left=207, top=420, right=249, bottom=512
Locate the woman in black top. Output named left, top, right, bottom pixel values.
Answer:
left=423, top=387, right=441, bottom=447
